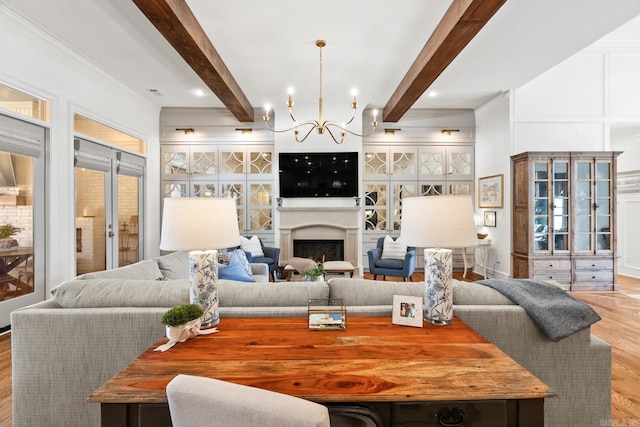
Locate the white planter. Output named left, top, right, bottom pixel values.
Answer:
left=165, top=318, right=201, bottom=344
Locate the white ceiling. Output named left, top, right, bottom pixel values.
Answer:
left=3, top=0, right=640, bottom=120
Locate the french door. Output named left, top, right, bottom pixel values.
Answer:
left=74, top=138, right=144, bottom=275
left=0, top=113, right=46, bottom=328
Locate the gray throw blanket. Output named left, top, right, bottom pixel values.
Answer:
left=476, top=279, right=601, bottom=342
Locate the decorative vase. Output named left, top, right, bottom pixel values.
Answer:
left=0, top=238, right=17, bottom=250
left=189, top=250, right=219, bottom=329
left=423, top=248, right=453, bottom=326
left=305, top=274, right=324, bottom=282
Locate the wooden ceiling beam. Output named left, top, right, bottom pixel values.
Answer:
left=383, top=0, right=507, bottom=122
left=133, top=0, right=254, bottom=122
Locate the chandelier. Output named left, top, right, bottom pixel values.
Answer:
left=263, top=40, right=378, bottom=144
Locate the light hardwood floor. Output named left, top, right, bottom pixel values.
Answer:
left=0, top=273, right=638, bottom=426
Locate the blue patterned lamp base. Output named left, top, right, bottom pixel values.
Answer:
left=189, top=250, right=220, bottom=329
left=423, top=248, right=454, bottom=326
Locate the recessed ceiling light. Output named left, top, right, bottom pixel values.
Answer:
left=427, top=91, right=437, bottom=97
left=192, top=89, right=207, bottom=97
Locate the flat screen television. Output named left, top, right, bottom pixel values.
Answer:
left=279, top=152, right=358, bottom=198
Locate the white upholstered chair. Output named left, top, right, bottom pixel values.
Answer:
left=166, top=374, right=382, bottom=427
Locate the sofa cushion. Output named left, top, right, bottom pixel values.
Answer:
left=453, top=281, right=515, bottom=305
left=374, top=258, right=405, bottom=269
left=75, top=259, right=163, bottom=280
left=153, top=251, right=190, bottom=280
left=218, top=281, right=329, bottom=307
left=219, top=260, right=255, bottom=282
left=328, top=278, right=423, bottom=306
left=51, top=279, right=189, bottom=308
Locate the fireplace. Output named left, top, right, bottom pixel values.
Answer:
left=294, top=239, right=344, bottom=262
left=278, top=206, right=360, bottom=269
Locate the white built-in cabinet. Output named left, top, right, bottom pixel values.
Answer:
left=161, top=144, right=275, bottom=243
left=362, top=143, right=475, bottom=271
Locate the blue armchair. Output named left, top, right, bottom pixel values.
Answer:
left=367, top=236, right=416, bottom=281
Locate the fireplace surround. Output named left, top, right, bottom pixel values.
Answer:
left=278, top=206, right=360, bottom=269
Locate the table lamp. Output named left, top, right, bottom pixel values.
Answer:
left=160, top=197, right=240, bottom=329
left=399, top=195, right=478, bottom=326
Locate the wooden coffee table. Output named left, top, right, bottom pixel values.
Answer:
left=91, top=317, right=552, bottom=427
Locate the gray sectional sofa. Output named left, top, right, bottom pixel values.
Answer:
left=11, top=252, right=610, bottom=427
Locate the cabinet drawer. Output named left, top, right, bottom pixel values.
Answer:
left=532, top=273, right=572, bottom=284
left=395, top=400, right=507, bottom=427
left=531, top=259, right=571, bottom=271
left=574, top=270, right=614, bottom=282
left=574, top=259, right=613, bottom=271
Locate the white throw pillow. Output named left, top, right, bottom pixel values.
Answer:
left=380, top=235, right=408, bottom=260
left=240, top=235, right=264, bottom=257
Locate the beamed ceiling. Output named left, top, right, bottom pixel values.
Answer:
left=3, top=0, right=640, bottom=123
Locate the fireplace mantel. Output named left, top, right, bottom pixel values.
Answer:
left=277, top=207, right=360, bottom=213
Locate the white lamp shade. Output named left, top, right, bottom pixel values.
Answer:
left=160, top=197, right=241, bottom=251
left=399, top=195, right=478, bottom=248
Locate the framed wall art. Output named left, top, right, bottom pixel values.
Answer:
left=478, top=174, right=504, bottom=208
left=484, top=211, right=497, bottom=227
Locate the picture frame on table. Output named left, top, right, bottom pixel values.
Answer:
left=478, top=174, right=504, bottom=208
left=392, top=295, right=423, bottom=328
left=308, top=299, right=346, bottom=330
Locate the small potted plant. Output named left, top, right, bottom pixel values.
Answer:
left=304, top=262, right=325, bottom=282
left=0, top=223, right=21, bottom=250
left=161, top=303, right=203, bottom=343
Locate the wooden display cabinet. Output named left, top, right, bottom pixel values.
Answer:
left=511, top=151, right=620, bottom=291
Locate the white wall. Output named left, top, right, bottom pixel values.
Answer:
left=478, top=18, right=640, bottom=279
left=474, top=93, right=512, bottom=278
left=0, top=6, right=161, bottom=292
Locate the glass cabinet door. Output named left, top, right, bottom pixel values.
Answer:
left=389, top=147, right=417, bottom=181
left=595, top=161, right=612, bottom=252
left=363, top=146, right=389, bottom=180
left=220, top=182, right=245, bottom=231
left=420, top=182, right=445, bottom=197
left=575, top=161, right=592, bottom=252
left=161, top=146, right=188, bottom=180
left=447, top=146, right=474, bottom=180
left=190, top=147, right=218, bottom=180
left=218, top=146, right=245, bottom=179
left=248, top=182, right=273, bottom=232
left=247, top=147, right=273, bottom=180
left=552, top=161, right=569, bottom=252
left=391, top=183, right=416, bottom=231
left=364, top=182, right=388, bottom=231
left=418, top=146, right=445, bottom=180
left=532, top=160, right=570, bottom=254
left=533, top=161, right=550, bottom=252
left=574, top=159, right=613, bottom=253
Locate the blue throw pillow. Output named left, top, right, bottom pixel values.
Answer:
left=218, top=259, right=255, bottom=282
left=230, top=249, right=253, bottom=276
